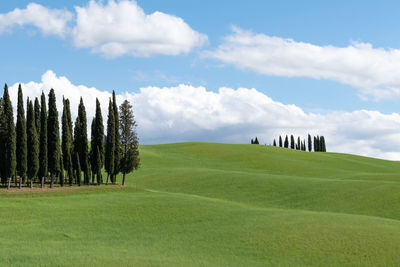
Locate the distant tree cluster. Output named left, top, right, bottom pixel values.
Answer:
left=272, top=134, right=326, bottom=152
left=250, top=137, right=259, bottom=144
left=0, top=84, right=140, bottom=189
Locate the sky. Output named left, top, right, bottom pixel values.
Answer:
left=1, top=0, right=400, bottom=159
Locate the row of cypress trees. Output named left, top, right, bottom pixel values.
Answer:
left=272, top=134, right=327, bottom=152
left=0, top=83, right=139, bottom=189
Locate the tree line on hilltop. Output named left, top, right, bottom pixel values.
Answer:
left=251, top=134, right=326, bottom=152
left=0, top=83, right=139, bottom=189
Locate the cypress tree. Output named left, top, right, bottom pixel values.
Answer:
left=74, top=98, right=90, bottom=185
left=251, top=139, right=253, bottom=144
left=90, top=117, right=96, bottom=184
left=254, top=137, right=259, bottom=145
left=320, top=136, right=326, bottom=152
left=90, top=99, right=105, bottom=185
left=0, top=97, right=4, bottom=185
left=65, top=99, right=73, bottom=144
left=47, top=89, right=60, bottom=188
left=27, top=100, right=39, bottom=187
left=1, top=84, right=16, bottom=186
left=290, top=135, right=295, bottom=149
left=119, top=99, right=140, bottom=186
left=279, top=136, right=282, bottom=147
left=34, top=97, right=41, bottom=137
left=313, top=136, right=317, bottom=152
left=297, top=137, right=301, bottom=150
left=317, top=136, right=321, bottom=152
left=39, top=92, right=48, bottom=185
left=112, top=91, right=120, bottom=184
left=314, top=136, right=321, bottom=152
left=105, top=99, right=115, bottom=184
left=16, top=84, right=27, bottom=185
left=273, top=139, right=276, bottom=146
left=308, top=134, right=312, bottom=152
left=284, top=135, right=289, bottom=148
left=62, top=98, right=74, bottom=185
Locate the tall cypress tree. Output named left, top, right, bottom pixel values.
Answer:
left=112, top=91, right=120, bottom=184
left=284, top=135, right=289, bottom=148
left=27, top=100, right=39, bottom=187
left=297, top=136, right=301, bottom=150
left=39, top=92, right=48, bottom=184
left=313, top=136, right=317, bottom=152
left=90, top=117, right=96, bottom=184
left=1, top=84, right=16, bottom=186
left=308, top=134, right=312, bottom=152
left=273, top=139, right=276, bottom=146
left=16, top=84, right=27, bottom=185
left=0, top=96, right=4, bottom=184
left=320, top=136, right=326, bottom=152
left=90, top=99, right=105, bottom=184
left=105, top=99, right=115, bottom=184
left=74, top=98, right=90, bottom=185
left=279, top=136, right=283, bottom=147
left=47, top=89, right=60, bottom=188
left=290, top=135, right=295, bottom=149
left=65, top=99, right=73, bottom=144
left=62, top=98, right=74, bottom=185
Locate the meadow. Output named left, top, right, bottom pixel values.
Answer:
left=1, top=142, right=400, bottom=266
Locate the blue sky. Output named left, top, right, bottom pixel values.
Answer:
left=2, top=0, right=400, bottom=159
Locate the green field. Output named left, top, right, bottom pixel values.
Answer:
left=1, top=142, right=400, bottom=266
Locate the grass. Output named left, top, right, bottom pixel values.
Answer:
left=1, top=142, right=400, bottom=266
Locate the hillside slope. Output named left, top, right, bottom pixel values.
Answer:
left=1, top=143, right=400, bottom=266
left=135, top=143, right=400, bottom=220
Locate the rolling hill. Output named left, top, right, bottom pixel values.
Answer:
left=1, top=142, right=400, bottom=266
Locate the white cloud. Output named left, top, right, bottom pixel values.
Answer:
left=8, top=70, right=400, bottom=160
left=0, top=3, right=73, bottom=37
left=72, top=0, right=207, bottom=57
left=205, top=27, right=400, bottom=100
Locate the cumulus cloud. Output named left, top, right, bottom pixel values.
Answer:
left=72, top=0, right=207, bottom=57
left=205, top=27, right=400, bottom=100
left=0, top=3, right=73, bottom=37
left=0, top=1, right=207, bottom=57
left=9, top=70, right=400, bottom=160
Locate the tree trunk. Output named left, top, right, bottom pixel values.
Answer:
left=7, top=177, right=11, bottom=189
left=50, top=175, right=54, bottom=188
left=19, top=177, right=21, bottom=189
left=91, top=172, right=95, bottom=184
left=122, top=172, right=126, bottom=186
left=30, top=178, right=33, bottom=188
left=106, top=174, right=109, bottom=185
left=41, top=177, right=44, bottom=188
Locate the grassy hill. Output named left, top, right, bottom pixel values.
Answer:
left=1, top=143, right=400, bottom=266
